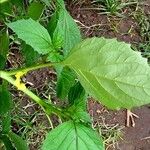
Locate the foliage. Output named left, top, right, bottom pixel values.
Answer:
left=42, top=121, right=104, bottom=150
left=0, top=0, right=150, bottom=149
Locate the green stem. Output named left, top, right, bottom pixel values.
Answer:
left=0, top=71, right=69, bottom=119
left=7, top=62, right=59, bottom=76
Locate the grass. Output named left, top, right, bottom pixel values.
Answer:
left=93, top=116, right=124, bottom=150
left=11, top=95, right=51, bottom=149
left=132, top=6, right=150, bottom=60
left=10, top=70, right=57, bottom=149
left=91, top=0, right=139, bottom=16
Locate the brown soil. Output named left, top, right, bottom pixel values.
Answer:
left=88, top=99, right=150, bottom=150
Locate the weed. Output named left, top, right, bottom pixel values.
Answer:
left=0, top=0, right=150, bottom=150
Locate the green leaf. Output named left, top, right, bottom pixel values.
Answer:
left=0, top=0, right=9, bottom=4
left=56, top=0, right=65, bottom=8
left=0, top=55, right=5, bottom=69
left=0, top=1, right=12, bottom=17
left=0, top=84, right=12, bottom=115
left=0, top=135, right=15, bottom=150
left=68, top=82, right=85, bottom=105
left=63, top=37, right=150, bottom=109
left=21, top=43, right=40, bottom=66
left=47, top=11, right=63, bottom=50
left=0, top=31, right=9, bottom=69
left=8, top=132, right=28, bottom=150
left=47, top=11, right=58, bottom=36
left=27, top=2, right=44, bottom=20
left=67, top=82, right=91, bottom=123
left=47, top=0, right=81, bottom=101
left=47, top=52, right=63, bottom=63
left=42, top=121, right=104, bottom=150
left=56, top=67, right=76, bottom=99
left=7, top=18, right=54, bottom=55
left=1, top=113, right=11, bottom=134
left=51, top=0, right=81, bottom=56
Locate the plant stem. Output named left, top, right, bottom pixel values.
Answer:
left=7, top=62, right=59, bottom=76
left=0, top=71, right=69, bottom=119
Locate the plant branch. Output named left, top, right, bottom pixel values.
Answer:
left=0, top=71, right=69, bottom=119
left=7, top=62, right=60, bottom=76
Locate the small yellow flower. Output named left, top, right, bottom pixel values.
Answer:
left=14, top=71, right=26, bottom=91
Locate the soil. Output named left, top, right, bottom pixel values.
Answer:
left=88, top=99, right=150, bottom=150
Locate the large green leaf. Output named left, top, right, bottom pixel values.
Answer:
left=42, top=121, right=104, bottom=150
left=7, top=18, right=54, bottom=55
left=63, top=37, right=150, bottom=109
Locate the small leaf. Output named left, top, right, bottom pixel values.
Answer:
left=0, top=84, right=12, bottom=115
left=8, top=132, right=29, bottom=150
left=67, top=82, right=91, bottom=123
left=21, top=43, right=40, bottom=66
left=68, top=82, right=85, bottom=105
left=50, top=0, right=81, bottom=56
left=56, top=67, right=76, bottom=100
left=42, top=121, right=104, bottom=150
left=46, top=52, right=63, bottom=63
left=0, top=55, right=5, bottom=69
left=7, top=18, right=54, bottom=55
left=27, top=2, right=44, bottom=20
left=47, top=11, right=59, bottom=36
left=63, top=37, right=150, bottom=109
left=0, top=31, right=9, bottom=69
left=1, top=113, right=11, bottom=134
left=0, top=135, right=15, bottom=150
left=0, top=1, right=12, bottom=18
